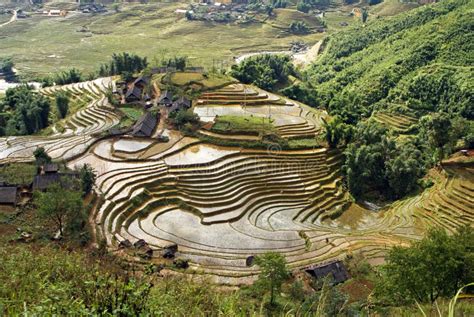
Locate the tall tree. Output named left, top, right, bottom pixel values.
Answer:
left=375, top=227, right=474, bottom=305
left=254, top=252, right=290, bottom=306
left=322, top=115, right=352, bottom=148
left=1, top=85, right=50, bottom=136
left=79, top=164, right=97, bottom=196
left=35, top=183, right=84, bottom=237
left=33, top=147, right=52, bottom=166
left=55, top=91, right=69, bottom=119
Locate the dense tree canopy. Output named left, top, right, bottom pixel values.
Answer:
left=33, top=147, right=51, bottom=166
left=55, top=91, right=69, bottom=119
left=254, top=252, right=290, bottom=306
left=0, top=57, right=14, bottom=74
left=230, top=54, right=294, bottom=91
left=0, top=85, right=51, bottom=136
left=55, top=68, right=83, bottom=85
left=375, top=227, right=474, bottom=305
left=287, top=0, right=472, bottom=123
left=343, top=120, right=427, bottom=199
left=35, top=183, right=84, bottom=237
left=99, top=52, right=148, bottom=77
left=79, top=164, right=97, bottom=196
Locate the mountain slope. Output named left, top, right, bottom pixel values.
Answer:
left=290, top=0, right=473, bottom=123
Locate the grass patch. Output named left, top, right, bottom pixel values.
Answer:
left=167, top=72, right=236, bottom=90
left=287, top=137, right=323, bottom=149
left=212, top=115, right=275, bottom=135
left=117, top=105, right=144, bottom=128
left=170, top=72, right=205, bottom=86
left=370, top=0, right=420, bottom=17
left=120, top=105, right=144, bottom=121
left=0, top=3, right=323, bottom=79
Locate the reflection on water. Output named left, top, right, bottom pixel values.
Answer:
left=322, top=203, right=384, bottom=230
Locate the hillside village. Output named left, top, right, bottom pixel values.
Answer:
left=0, top=0, right=472, bottom=315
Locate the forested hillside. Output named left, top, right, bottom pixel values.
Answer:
left=285, top=0, right=473, bottom=123
left=280, top=0, right=474, bottom=199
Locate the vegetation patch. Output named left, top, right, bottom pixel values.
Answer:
left=211, top=115, right=275, bottom=135
left=118, top=105, right=145, bottom=128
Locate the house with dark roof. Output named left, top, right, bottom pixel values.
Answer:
left=131, top=112, right=158, bottom=137
left=32, top=173, right=79, bottom=191
left=43, top=163, right=59, bottom=174
left=169, top=97, right=192, bottom=113
left=0, top=187, right=17, bottom=206
left=305, top=260, right=349, bottom=286
left=158, top=91, right=173, bottom=106
left=125, top=86, right=142, bottom=103
left=133, top=76, right=150, bottom=89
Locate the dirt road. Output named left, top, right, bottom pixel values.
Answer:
left=0, top=10, right=17, bottom=28
left=292, top=40, right=323, bottom=68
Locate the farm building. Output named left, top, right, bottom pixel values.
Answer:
left=305, top=260, right=349, bottom=286
left=169, top=96, right=192, bottom=112
left=0, top=186, right=17, bottom=206
left=43, top=163, right=59, bottom=174
left=158, top=91, right=173, bottom=106
left=125, top=86, right=143, bottom=103
left=133, top=76, right=150, bottom=89
left=131, top=112, right=158, bottom=137
left=32, top=173, right=79, bottom=191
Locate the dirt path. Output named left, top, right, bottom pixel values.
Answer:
left=234, top=40, right=323, bottom=68
left=235, top=50, right=292, bottom=64
left=292, top=40, right=323, bottom=68
left=0, top=10, right=17, bottom=28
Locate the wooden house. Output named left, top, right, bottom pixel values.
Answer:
left=305, top=260, right=349, bottom=286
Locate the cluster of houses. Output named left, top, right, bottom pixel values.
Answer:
left=121, top=74, right=191, bottom=111
left=0, top=164, right=78, bottom=208
left=186, top=0, right=255, bottom=23
left=128, top=89, right=192, bottom=138
left=118, top=73, right=192, bottom=138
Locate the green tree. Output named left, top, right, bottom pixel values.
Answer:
left=385, top=143, right=425, bottom=198
left=343, top=120, right=395, bottom=197
left=289, top=21, right=310, bottom=34
left=254, top=252, right=290, bottom=306
left=230, top=54, right=294, bottom=91
left=296, top=1, right=311, bottom=13
left=418, top=113, right=453, bottom=162
left=361, top=8, right=369, bottom=23
left=165, top=56, right=187, bottom=71
left=0, top=163, right=36, bottom=186
left=79, top=164, right=97, bottom=196
left=0, top=57, right=14, bottom=73
left=35, top=183, right=84, bottom=237
left=99, top=52, right=148, bottom=77
left=55, top=91, right=69, bottom=119
left=55, top=68, right=83, bottom=85
left=1, top=85, right=51, bottom=136
left=375, top=227, right=474, bottom=305
left=322, top=115, right=352, bottom=148
left=33, top=147, right=52, bottom=166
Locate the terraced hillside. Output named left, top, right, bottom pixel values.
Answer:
left=195, top=84, right=326, bottom=139
left=0, top=78, right=120, bottom=164
left=67, top=119, right=474, bottom=284
left=372, top=111, right=417, bottom=133
left=384, top=165, right=474, bottom=235
left=1, top=77, right=471, bottom=285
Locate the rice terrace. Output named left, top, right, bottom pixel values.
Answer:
left=0, top=0, right=473, bottom=315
